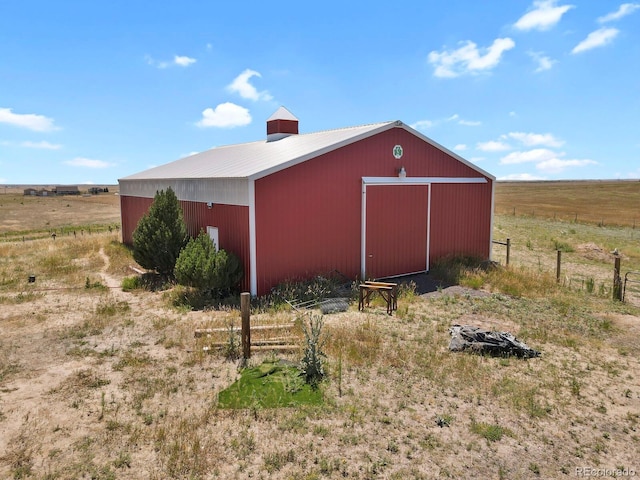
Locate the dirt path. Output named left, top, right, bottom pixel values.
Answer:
left=96, top=247, right=135, bottom=303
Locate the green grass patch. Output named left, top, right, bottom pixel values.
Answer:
left=470, top=420, right=512, bottom=443
left=218, top=361, right=324, bottom=409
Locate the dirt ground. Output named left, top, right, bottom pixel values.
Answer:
left=1, top=242, right=639, bottom=479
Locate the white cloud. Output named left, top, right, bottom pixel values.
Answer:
left=514, top=0, right=575, bottom=31
left=454, top=144, right=468, bottom=151
left=499, top=173, right=547, bottom=181
left=598, top=3, right=640, bottom=23
left=446, top=113, right=481, bottom=126
left=196, top=102, right=252, bottom=128
left=64, top=157, right=114, bottom=168
left=500, top=148, right=597, bottom=173
left=477, top=140, right=511, bottom=152
left=572, top=27, right=619, bottom=54
left=145, top=55, right=164, bottom=68
left=410, top=120, right=434, bottom=131
left=174, top=55, right=196, bottom=67
left=509, top=111, right=517, bottom=117
left=623, top=167, right=640, bottom=179
left=146, top=54, right=197, bottom=69
left=470, top=156, right=486, bottom=163
left=508, top=132, right=564, bottom=147
left=500, top=148, right=557, bottom=164
left=527, top=51, right=557, bottom=72
left=21, top=140, right=62, bottom=150
left=0, top=107, right=58, bottom=132
left=0, top=140, right=62, bottom=149
left=428, top=38, right=515, bottom=78
left=536, top=157, right=597, bottom=173
left=227, top=69, right=273, bottom=101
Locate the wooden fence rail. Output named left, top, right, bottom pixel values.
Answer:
left=195, top=292, right=300, bottom=358
left=492, top=238, right=511, bottom=265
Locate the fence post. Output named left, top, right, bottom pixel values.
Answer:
left=556, top=250, right=562, bottom=283
left=506, top=238, right=511, bottom=266
left=613, top=256, right=623, bottom=301
left=241, top=292, right=251, bottom=359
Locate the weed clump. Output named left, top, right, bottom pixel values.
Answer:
left=300, top=314, right=327, bottom=389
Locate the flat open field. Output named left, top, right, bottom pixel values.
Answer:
left=0, top=186, right=120, bottom=240
left=495, top=180, right=640, bottom=227
left=0, top=181, right=639, bottom=479
left=3, top=180, right=639, bottom=235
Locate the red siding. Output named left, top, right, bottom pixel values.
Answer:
left=121, top=126, right=493, bottom=296
left=254, top=158, right=362, bottom=294
left=267, top=119, right=298, bottom=135
left=120, top=196, right=251, bottom=292
left=366, top=185, right=428, bottom=278
left=254, top=127, right=492, bottom=295
left=120, top=195, right=153, bottom=245
left=429, top=183, right=493, bottom=262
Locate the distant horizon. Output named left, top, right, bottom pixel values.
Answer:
left=2, top=178, right=639, bottom=189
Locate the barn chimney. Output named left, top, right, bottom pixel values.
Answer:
left=266, top=106, right=299, bottom=142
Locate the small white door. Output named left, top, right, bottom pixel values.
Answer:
left=206, top=226, right=219, bottom=251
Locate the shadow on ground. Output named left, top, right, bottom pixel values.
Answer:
left=382, top=272, right=491, bottom=299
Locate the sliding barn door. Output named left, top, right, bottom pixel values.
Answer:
left=365, top=184, right=428, bottom=279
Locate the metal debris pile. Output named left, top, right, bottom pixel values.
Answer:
left=449, top=325, right=541, bottom=358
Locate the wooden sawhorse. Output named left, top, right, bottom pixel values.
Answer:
left=358, top=281, right=398, bottom=315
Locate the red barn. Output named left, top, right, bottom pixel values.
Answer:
left=119, top=107, right=495, bottom=296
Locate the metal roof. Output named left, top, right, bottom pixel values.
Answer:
left=120, top=121, right=395, bottom=182
left=119, top=120, right=495, bottom=183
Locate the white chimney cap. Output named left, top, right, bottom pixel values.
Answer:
left=267, top=106, right=298, bottom=122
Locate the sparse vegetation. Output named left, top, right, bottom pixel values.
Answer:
left=470, top=419, right=512, bottom=443
left=0, top=182, right=639, bottom=479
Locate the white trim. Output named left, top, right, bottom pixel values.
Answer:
left=378, top=269, right=428, bottom=280
left=360, top=181, right=367, bottom=280
left=118, top=178, right=249, bottom=206
left=361, top=176, right=487, bottom=279
left=399, top=122, right=496, bottom=181
left=489, top=180, right=495, bottom=261
left=206, top=226, right=219, bottom=252
left=248, top=180, right=258, bottom=296
left=361, top=179, right=432, bottom=280
left=426, top=184, right=432, bottom=272
left=120, top=120, right=495, bottom=188
left=249, top=122, right=496, bottom=182
left=362, top=176, right=487, bottom=185
left=249, top=125, right=392, bottom=181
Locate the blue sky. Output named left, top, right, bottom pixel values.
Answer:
left=1, top=0, right=638, bottom=185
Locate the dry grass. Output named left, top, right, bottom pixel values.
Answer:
left=0, top=187, right=120, bottom=239
left=495, top=180, right=640, bottom=227
left=0, top=182, right=639, bottom=479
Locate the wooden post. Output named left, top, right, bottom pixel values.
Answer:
left=613, top=256, right=622, bottom=301
left=556, top=250, right=562, bottom=283
left=241, top=292, right=251, bottom=359
left=506, top=238, right=511, bottom=266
